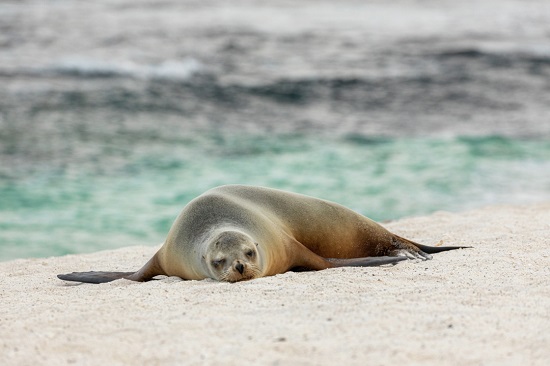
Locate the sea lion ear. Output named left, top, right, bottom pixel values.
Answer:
left=202, top=255, right=206, bottom=260
left=255, top=242, right=259, bottom=247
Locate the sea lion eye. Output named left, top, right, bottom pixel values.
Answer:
left=212, top=259, right=225, bottom=268
left=246, top=250, right=255, bottom=258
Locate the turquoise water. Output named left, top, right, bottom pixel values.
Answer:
left=2, top=1, right=550, bottom=261
left=1, top=134, right=549, bottom=261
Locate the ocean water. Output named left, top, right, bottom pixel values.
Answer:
left=1, top=1, right=550, bottom=260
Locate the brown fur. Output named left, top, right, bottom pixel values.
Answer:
left=58, top=185, right=468, bottom=284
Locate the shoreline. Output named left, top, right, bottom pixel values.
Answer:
left=1, top=202, right=549, bottom=365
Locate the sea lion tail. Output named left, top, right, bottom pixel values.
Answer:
left=57, top=271, right=137, bottom=284
left=394, top=235, right=472, bottom=254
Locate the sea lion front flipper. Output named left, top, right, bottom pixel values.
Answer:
left=326, top=256, right=408, bottom=267
left=285, top=234, right=407, bottom=271
left=57, top=271, right=136, bottom=284
left=58, top=252, right=166, bottom=284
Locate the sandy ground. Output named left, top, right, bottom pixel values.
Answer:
left=1, top=203, right=549, bottom=366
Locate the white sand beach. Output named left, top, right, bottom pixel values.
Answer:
left=1, top=203, right=549, bottom=366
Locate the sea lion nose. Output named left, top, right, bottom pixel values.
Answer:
left=235, top=262, right=244, bottom=274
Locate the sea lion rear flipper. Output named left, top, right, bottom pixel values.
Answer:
left=413, top=242, right=472, bottom=254
left=57, top=271, right=136, bottom=284
left=392, top=234, right=472, bottom=257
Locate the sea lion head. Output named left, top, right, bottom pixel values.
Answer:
left=206, top=230, right=261, bottom=282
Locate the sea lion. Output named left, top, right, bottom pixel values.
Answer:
left=58, top=185, right=467, bottom=284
